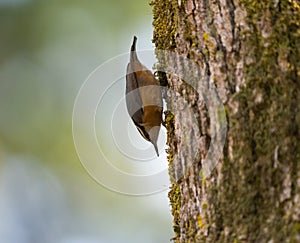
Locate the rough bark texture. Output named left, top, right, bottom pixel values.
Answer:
left=151, top=0, right=300, bottom=242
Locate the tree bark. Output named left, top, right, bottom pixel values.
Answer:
left=150, top=0, right=300, bottom=242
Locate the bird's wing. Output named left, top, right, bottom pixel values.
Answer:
left=126, top=63, right=144, bottom=125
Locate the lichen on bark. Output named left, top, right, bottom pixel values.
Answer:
left=151, top=0, right=300, bottom=242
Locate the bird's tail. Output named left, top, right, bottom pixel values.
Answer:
left=130, top=36, right=138, bottom=62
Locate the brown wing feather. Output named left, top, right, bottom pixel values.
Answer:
left=126, top=62, right=144, bottom=125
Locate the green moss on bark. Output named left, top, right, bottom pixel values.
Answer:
left=151, top=0, right=300, bottom=242
left=150, top=0, right=178, bottom=50
left=169, top=183, right=181, bottom=242
left=222, top=0, right=300, bottom=242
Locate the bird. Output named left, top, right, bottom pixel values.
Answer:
left=125, top=36, right=163, bottom=156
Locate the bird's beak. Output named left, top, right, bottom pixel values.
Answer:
left=153, top=143, right=159, bottom=157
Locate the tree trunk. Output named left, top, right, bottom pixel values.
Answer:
left=150, top=0, right=300, bottom=242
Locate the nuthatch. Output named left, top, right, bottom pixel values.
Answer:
left=126, top=36, right=163, bottom=156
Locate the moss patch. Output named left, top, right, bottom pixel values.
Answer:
left=150, top=0, right=178, bottom=50
left=169, top=183, right=181, bottom=242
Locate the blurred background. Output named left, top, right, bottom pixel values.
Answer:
left=0, top=0, right=173, bottom=242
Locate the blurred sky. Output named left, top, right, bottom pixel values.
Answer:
left=0, top=0, right=173, bottom=242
